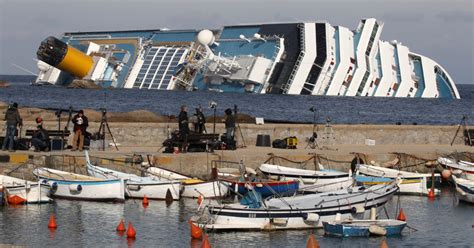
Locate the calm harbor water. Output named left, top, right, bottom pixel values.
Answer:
left=0, top=186, right=473, bottom=247
left=0, top=76, right=473, bottom=125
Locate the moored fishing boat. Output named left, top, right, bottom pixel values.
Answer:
left=85, top=152, right=181, bottom=200
left=323, top=219, right=407, bottom=237
left=191, top=181, right=399, bottom=231
left=33, top=168, right=125, bottom=202
left=0, top=175, right=52, bottom=204
left=452, top=175, right=474, bottom=204
left=258, top=163, right=353, bottom=193
left=437, top=157, right=474, bottom=181
left=146, top=166, right=228, bottom=199
left=356, top=164, right=440, bottom=195
left=222, top=178, right=299, bottom=198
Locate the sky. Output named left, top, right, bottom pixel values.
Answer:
left=0, top=0, right=473, bottom=84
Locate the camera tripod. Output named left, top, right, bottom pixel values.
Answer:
left=451, top=115, right=471, bottom=146
left=98, top=108, right=119, bottom=151
left=233, top=105, right=246, bottom=148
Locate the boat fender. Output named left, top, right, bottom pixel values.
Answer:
left=334, top=213, right=342, bottom=222
left=304, top=213, right=320, bottom=223
left=50, top=182, right=58, bottom=193
left=271, top=218, right=288, bottom=226
left=255, top=183, right=263, bottom=188
left=368, top=225, right=387, bottom=236
left=69, top=184, right=83, bottom=194
left=127, top=185, right=141, bottom=191
left=351, top=205, right=366, bottom=214
left=452, top=169, right=463, bottom=176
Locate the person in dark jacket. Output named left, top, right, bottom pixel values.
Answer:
left=178, top=105, right=189, bottom=152
left=71, top=110, right=88, bottom=151
left=224, top=108, right=235, bottom=141
left=31, top=118, right=50, bottom=152
left=2, top=102, right=22, bottom=152
left=194, top=107, right=206, bottom=134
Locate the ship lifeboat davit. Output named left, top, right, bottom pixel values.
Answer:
left=37, top=36, right=94, bottom=78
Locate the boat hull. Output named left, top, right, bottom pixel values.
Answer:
left=438, top=158, right=474, bottom=181
left=5, top=184, right=53, bottom=204
left=323, top=220, right=406, bottom=237
left=259, top=164, right=352, bottom=193
left=355, top=175, right=439, bottom=196
left=126, top=181, right=181, bottom=200
left=452, top=176, right=474, bottom=204
left=41, top=178, right=125, bottom=202
left=182, top=181, right=229, bottom=198
left=193, top=183, right=398, bottom=231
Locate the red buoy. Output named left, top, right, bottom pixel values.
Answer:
left=306, top=233, right=320, bottom=248
left=397, top=208, right=406, bottom=221
left=428, top=189, right=435, bottom=199
left=143, top=195, right=149, bottom=207
left=189, top=220, right=203, bottom=239
left=116, top=219, right=126, bottom=232
left=201, top=234, right=211, bottom=248
left=127, top=222, right=136, bottom=239
left=380, top=238, right=389, bottom=248
left=48, top=214, right=58, bottom=229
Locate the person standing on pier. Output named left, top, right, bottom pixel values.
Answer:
left=71, top=110, right=88, bottom=151
left=224, top=108, right=235, bottom=142
left=2, top=102, right=22, bottom=152
left=194, top=106, right=206, bottom=134
left=178, top=105, right=189, bottom=152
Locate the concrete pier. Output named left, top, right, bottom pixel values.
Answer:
left=1, top=120, right=473, bottom=179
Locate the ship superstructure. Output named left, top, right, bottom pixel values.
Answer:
left=35, top=18, right=460, bottom=98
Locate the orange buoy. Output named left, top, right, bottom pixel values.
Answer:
left=306, top=233, right=320, bottom=248
left=116, top=219, right=126, bottom=232
left=143, top=195, right=149, bottom=207
left=48, top=214, right=58, bottom=229
left=190, top=220, right=203, bottom=239
left=380, top=238, right=389, bottom=248
left=7, top=195, right=26, bottom=205
left=397, top=208, right=406, bottom=221
left=441, top=169, right=451, bottom=180
left=428, top=189, right=435, bottom=199
left=127, top=222, right=136, bottom=239
left=201, top=234, right=211, bottom=248
left=197, top=195, right=203, bottom=205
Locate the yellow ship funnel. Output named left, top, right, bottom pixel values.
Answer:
left=37, top=36, right=94, bottom=78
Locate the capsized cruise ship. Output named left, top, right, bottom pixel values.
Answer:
left=35, top=18, right=460, bottom=98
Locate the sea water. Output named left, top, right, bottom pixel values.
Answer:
left=0, top=187, right=473, bottom=247
left=0, top=76, right=473, bottom=125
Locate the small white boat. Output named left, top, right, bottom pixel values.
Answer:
left=258, top=163, right=353, bottom=193
left=452, top=175, right=474, bottom=204
left=438, top=157, right=474, bottom=181
left=146, top=166, right=229, bottom=199
left=0, top=175, right=52, bottom=204
left=323, top=219, right=407, bottom=237
left=33, top=168, right=125, bottom=202
left=192, top=182, right=399, bottom=231
left=85, top=152, right=181, bottom=200
left=356, top=164, right=440, bottom=196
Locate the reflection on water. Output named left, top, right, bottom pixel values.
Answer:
left=0, top=187, right=473, bottom=247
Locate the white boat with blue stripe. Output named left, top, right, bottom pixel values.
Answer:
left=85, top=151, right=181, bottom=200
left=191, top=181, right=399, bottom=231
left=33, top=168, right=125, bottom=202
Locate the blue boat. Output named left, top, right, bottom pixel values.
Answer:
left=323, top=219, right=407, bottom=237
